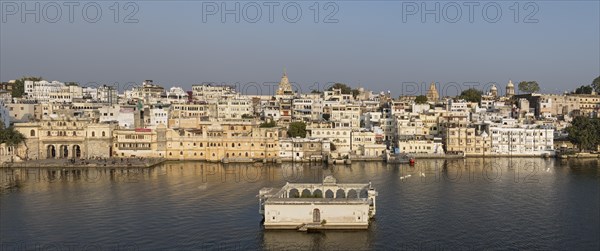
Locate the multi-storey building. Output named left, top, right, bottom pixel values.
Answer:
left=279, top=138, right=331, bottom=161
left=14, top=117, right=115, bottom=159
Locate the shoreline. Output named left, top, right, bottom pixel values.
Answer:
left=2, top=154, right=595, bottom=168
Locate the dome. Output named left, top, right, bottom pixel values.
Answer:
left=491, top=84, right=497, bottom=90
left=507, top=80, right=514, bottom=87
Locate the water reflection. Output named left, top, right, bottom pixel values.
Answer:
left=261, top=230, right=373, bottom=251
left=1, top=158, right=599, bottom=250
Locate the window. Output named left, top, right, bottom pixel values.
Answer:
left=92, top=131, right=95, bottom=137
left=30, top=130, right=35, bottom=137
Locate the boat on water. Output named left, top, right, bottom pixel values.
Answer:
left=258, top=175, right=378, bottom=231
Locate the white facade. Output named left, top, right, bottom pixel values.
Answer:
left=259, top=176, right=377, bottom=230
left=489, top=127, right=554, bottom=155
left=25, top=80, right=65, bottom=102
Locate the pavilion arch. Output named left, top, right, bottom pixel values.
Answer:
left=72, top=145, right=81, bottom=158
left=347, top=189, right=358, bottom=198
left=313, top=189, right=323, bottom=198
left=360, top=189, right=368, bottom=198
left=59, top=145, right=69, bottom=158
left=301, top=189, right=311, bottom=198
left=325, top=189, right=334, bottom=198
left=336, top=189, right=346, bottom=198
left=288, top=188, right=300, bottom=198
left=47, top=145, right=56, bottom=159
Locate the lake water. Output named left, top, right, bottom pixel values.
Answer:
left=1, top=158, right=599, bottom=250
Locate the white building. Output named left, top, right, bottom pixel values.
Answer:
left=489, top=127, right=554, bottom=156
left=259, top=175, right=378, bottom=230
left=25, top=80, right=65, bottom=102
left=192, top=84, right=235, bottom=101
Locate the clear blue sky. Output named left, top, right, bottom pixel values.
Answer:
left=1, top=1, right=599, bottom=96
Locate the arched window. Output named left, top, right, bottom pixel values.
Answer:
left=92, top=131, right=95, bottom=137
left=102, top=131, right=106, bottom=137
left=30, top=130, right=35, bottom=137
left=47, top=131, right=51, bottom=136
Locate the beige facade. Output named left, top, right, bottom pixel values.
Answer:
left=165, top=126, right=280, bottom=161
left=444, top=127, right=491, bottom=156
left=14, top=117, right=115, bottom=160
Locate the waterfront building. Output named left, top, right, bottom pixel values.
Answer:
left=489, top=126, right=554, bottom=156
left=164, top=124, right=280, bottom=161
left=278, top=138, right=331, bottom=161
left=444, top=127, right=491, bottom=156
left=14, top=117, right=115, bottom=159
left=307, top=124, right=352, bottom=155
left=113, top=125, right=166, bottom=158
left=258, top=175, right=378, bottom=230
left=398, top=136, right=445, bottom=155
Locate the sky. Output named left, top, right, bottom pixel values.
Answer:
left=1, top=1, right=599, bottom=97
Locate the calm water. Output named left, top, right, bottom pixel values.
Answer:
left=1, top=158, right=599, bottom=250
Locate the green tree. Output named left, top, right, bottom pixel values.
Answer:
left=592, top=76, right=600, bottom=94
left=415, top=95, right=428, bottom=104
left=259, top=121, right=277, bottom=128
left=328, top=83, right=352, bottom=94
left=351, top=88, right=360, bottom=98
left=458, top=88, right=483, bottom=103
left=565, top=116, right=600, bottom=151
left=574, top=85, right=593, bottom=94
left=11, top=76, right=42, bottom=98
left=287, top=121, right=307, bottom=138
left=0, top=127, right=26, bottom=147
left=322, top=114, right=331, bottom=121
left=518, top=81, right=540, bottom=93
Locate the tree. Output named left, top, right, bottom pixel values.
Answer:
left=328, top=83, right=352, bottom=94
left=592, top=76, right=600, bottom=94
left=0, top=127, right=26, bottom=147
left=259, top=121, right=277, bottom=128
left=287, top=122, right=307, bottom=138
left=311, top=89, right=322, bottom=94
left=322, top=114, right=331, bottom=121
left=518, top=81, right=540, bottom=93
left=11, top=76, right=42, bottom=98
left=458, top=88, right=483, bottom=103
left=565, top=116, right=600, bottom=151
left=574, top=85, right=593, bottom=94
left=415, top=95, right=428, bottom=104
left=351, top=88, right=360, bottom=98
